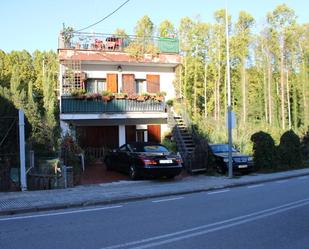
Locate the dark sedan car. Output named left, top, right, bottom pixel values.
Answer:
left=209, top=144, right=254, bottom=174
left=104, top=142, right=183, bottom=180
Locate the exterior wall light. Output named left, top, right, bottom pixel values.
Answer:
left=117, top=65, right=122, bottom=72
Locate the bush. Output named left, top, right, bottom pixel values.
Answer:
left=60, top=134, right=83, bottom=185
left=277, top=130, right=302, bottom=169
left=162, top=137, right=177, bottom=152
left=250, top=131, right=277, bottom=171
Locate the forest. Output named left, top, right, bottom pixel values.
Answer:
left=0, top=4, right=308, bottom=155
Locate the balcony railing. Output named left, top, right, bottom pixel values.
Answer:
left=58, top=32, right=179, bottom=54
left=61, top=97, right=165, bottom=114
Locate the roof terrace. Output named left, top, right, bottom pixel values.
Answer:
left=58, top=31, right=179, bottom=54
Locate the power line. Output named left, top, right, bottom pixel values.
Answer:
left=75, top=0, right=131, bottom=32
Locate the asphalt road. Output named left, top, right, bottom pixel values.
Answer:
left=0, top=176, right=309, bottom=249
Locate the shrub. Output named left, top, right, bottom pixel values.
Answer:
left=250, top=131, right=277, bottom=171
left=162, top=137, right=177, bottom=152
left=277, top=130, right=302, bottom=169
left=60, top=134, right=83, bottom=185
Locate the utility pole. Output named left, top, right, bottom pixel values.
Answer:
left=226, top=3, right=233, bottom=178
left=19, top=109, right=27, bottom=191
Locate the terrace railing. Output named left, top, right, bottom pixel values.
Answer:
left=61, top=97, right=165, bottom=114
left=59, top=32, right=179, bottom=54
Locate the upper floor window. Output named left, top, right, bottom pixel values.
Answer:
left=86, top=79, right=106, bottom=93
left=135, top=79, right=146, bottom=94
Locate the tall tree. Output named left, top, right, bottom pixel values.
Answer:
left=234, top=11, right=254, bottom=124
left=267, top=4, right=296, bottom=129
left=158, top=20, right=176, bottom=37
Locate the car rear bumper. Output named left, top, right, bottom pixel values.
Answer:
left=139, top=166, right=183, bottom=177
left=232, top=162, right=254, bottom=171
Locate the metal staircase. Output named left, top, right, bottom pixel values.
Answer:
left=167, top=110, right=193, bottom=173
left=167, top=107, right=208, bottom=174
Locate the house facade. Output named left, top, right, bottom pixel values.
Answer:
left=58, top=31, right=181, bottom=156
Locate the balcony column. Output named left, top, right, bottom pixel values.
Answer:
left=119, top=125, right=126, bottom=146
left=118, top=72, right=122, bottom=93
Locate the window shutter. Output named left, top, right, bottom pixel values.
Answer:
left=122, top=74, right=136, bottom=95
left=107, top=74, right=118, bottom=93
left=146, top=75, right=160, bottom=93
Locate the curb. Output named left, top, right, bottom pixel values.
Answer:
left=1, top=171, right=309, bottom=216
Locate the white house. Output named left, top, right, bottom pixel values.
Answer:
left=58, top=32, right=181, bottom=156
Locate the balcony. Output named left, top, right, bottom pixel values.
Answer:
left=61, top=97, right=166, bottom=114
left=58, top=31, right=179, bottom=54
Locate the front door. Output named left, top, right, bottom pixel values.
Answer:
left=147, top=125, right=161, bottom=143
left=136, top=130, right=145, bottom=142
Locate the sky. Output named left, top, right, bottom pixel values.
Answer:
left=1, top=0, right=308, bottom=53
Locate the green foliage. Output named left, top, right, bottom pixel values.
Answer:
left=250, top=131, right=277, bottom=171
left=158, top=20, right=176, bottom=37
left=134, top=15, right=154, bottom=39
left=166, top=99, right=174, bottom=107
left=162, top=137, right=177, bottom=152
left=0, top=50, right=59, bottom=153
left=60, top=134, right=82, bottom=185
left=277, top=130, right=302, bottom=168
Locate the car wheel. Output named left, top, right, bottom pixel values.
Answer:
left=129, top=165, right=139, bottom=180
left=216, top=164, right=227, bottom=174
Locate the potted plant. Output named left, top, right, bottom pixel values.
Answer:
left=127, top=94, right=138, bottom=100
left=70, top=88, right=85, bottom=99
left=137, top=92, right=150, bottom=102
left=115, top=92, right=127, bottom=99
left=102, top=90, right=113, bottom=102
left=155, top=91, right=167, bottom=102
left=60, top=26, right=74, bottom=48
left=91, top=93, right=101, bottom=100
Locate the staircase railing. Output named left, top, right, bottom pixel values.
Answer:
left=175, top=101, right=209, bottom=173
left=167, top=107, right=192, bottom=171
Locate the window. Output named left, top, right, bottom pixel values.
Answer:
left=135, top=79, right=146, bottom=94
left=86, top=79, right=106, bottom=93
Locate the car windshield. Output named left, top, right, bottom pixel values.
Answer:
left=131, top=144, right=169, bottom=153
left=210, top=144, right=237, bottom=153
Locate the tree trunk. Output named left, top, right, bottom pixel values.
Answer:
left=241, top=56, right=247, bottom=124
left=280, top=46, right=285, bottom=129
left=204, top=63, right=208, bottom=118
left=286, top=69, right=291, bottom=129
left=194, top=57, right=198, bottom=118
left=267, top=52, right=272, bottom=125
left=184, top=56, right=187, bottom=101
left=263, top=63, right=268, bottom=123
left=217, top=42, right=221, bottom=121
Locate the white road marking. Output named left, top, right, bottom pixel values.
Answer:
left=207, top=189, right=230, bottom=195
left=0, top=205, right=123, bottom=221
left=152, top=197, right=184, bottom=203
left=275, top=179, right=289, bottom=184
left=297, top=176, right=308, bottom=180
left=101, top=197, right=309, bottom=249
left=247, top=184, right=264, bottom=188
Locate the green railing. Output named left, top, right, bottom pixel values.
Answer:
left=61, top=97, right=165, bottom=114
left=59, top=32, right=179, bottom=54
